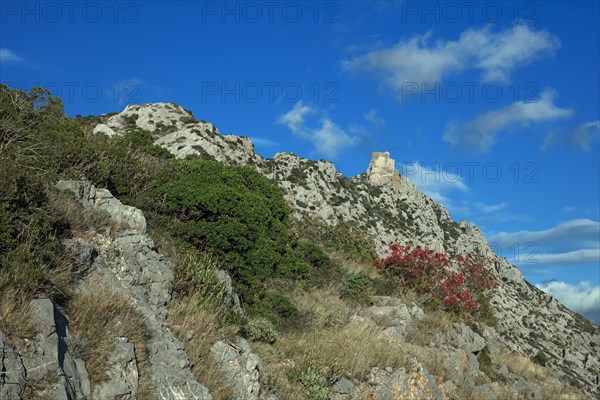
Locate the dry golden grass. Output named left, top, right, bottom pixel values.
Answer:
left=0, top=288, right=36, bottom=339
left=291, top=285, right=354, bottom=328
left=254, top=319, right=409, bottom=398
left=168, top=294, right=238, bottom=400
left=249, top=286, right=409, bottom=398
left=67, top=290, right=150, bottom=389
left=328, top=250, right=377, bottom=278
left=541, top=384, right=587, bottom=400
left=500, top=352, right=552, bottom=381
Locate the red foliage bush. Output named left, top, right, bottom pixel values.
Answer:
left=374, top=244, right=498, bottom=313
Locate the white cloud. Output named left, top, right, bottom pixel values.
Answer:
left=277, top=102, right=313, bottom=135
left=443, top=88, right=572, bottom=153
left=568, top=120, right=600, bottom=151
left=475, top=202, right=509, bottom=213
left=0, top=48, right=23, bottom=64
left=489, top=219, right=600, bottom=265
left=343, top=24, right=560, bottom=93
left=490, top=219, right=599, bottom=248
left=364, top=109, right=386, bottom=126
left=536, top=280, right=600, bottom=323
left=535, top=249, right=600, bottom=264
left=277, top=102, right=357, bottom=159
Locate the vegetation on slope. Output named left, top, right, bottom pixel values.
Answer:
left=0, top=85, right=589, bottom=399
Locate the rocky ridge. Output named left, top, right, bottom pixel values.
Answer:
left=92, top=102, right=598, bottom=397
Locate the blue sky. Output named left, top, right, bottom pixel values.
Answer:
left=1, top=1, right=599, bottom=322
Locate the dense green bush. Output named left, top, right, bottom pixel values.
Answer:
left=532, top=351, right=549, bottom=367
left=140, top=159, right=304, bottom=293
left=340, top=271, right=374, bottom=304
left=294, top=239, right=340, bottom=286
left=0, top=85, right=75, bottom=300
left=88, top=128, right=173, bottom=201
left=246, top=290, right=299, bottom=325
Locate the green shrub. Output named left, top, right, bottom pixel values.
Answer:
left=245, top=317, right=278, bottom=343
left=478, top=346, right=507, bottom=382
left=295, top=239, right=340, bottom=286
left=292, top=365, right=329, bottom=400
left=532, top=351, right=549, bottom=367
left=340, top=271, right=373, bottom=304
left=246, top=290, right=299, bottom=325
left=140, top=159, right=303, bottom=296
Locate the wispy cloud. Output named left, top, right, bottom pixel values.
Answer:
left=534, top=249, right=600, bottom=264
left=343, top=24, right=560, bottom=94
left=542, top=120, right=600, bottom=152
left=443, top=89, right=572, bottom=153
left=568, top=120, right=600, bottom=151
left=277, top=102, right=381, bottom=159
left=0, top=48, right=23, bottom=64
left=363, top=109, right=386, bottom=126
left=489, top=219, right=600, bottom=265
left=536, top=280, right=600, bottom=323
left=475, top=202, right=509, bottom=213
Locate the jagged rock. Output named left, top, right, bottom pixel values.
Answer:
left=93, top=338, right=138, bottom=399
left=215, top=269, right=244, bottom=316
left=482, top=326, right=502, bottom=356
left=0, top=330, right=26, bottom=399
left=357, top=359, right=447, bottom=400
left=211, top=337, right=263, bottom=400
left=331, top=377, right=357, bottom=394
left=448, top=323, right=486, bottom=354
left=93, top=103, right=259, bottom=166
left=63, top=237, right=96, bottom=276
left=57, top=181, right=213, bottom=400
left=509, top=378, right=542, bottom=399
left=470, top=382, right=504, bottom=399
left=16, top=298, right=90, bottom=400
left=437, top=348, right=480, bottom=390
left=409, top=303, right=426, bottom=320
left=366, top=298, right=414, bottom=342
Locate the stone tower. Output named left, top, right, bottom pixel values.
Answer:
left=367, top=151, right=402, bottom=189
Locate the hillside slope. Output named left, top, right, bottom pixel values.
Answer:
left=1, top=94, right=597, bottom=399
left=94, top=103, right=600, bottom=397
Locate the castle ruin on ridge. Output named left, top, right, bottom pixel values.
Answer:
left=367, top=151, right=402, bottom=190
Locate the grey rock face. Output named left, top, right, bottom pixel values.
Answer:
left=331, top=377, right=357, bottom=395
left=0, top=330, right=26, bottom=399
left=355, top=359, right=447, bottom=400
left=470, top=382, right=504, bottom=400
left=509, top=378, right=542, bottom=400
left=3, top=298, right=91, bottom=400
left=93, top=103, right=259, bottom=166
left=211, top=337, right=263, bottom=400
left=93, top=338, right=139, bottom=399
left=57, top=180, right=212, bottom=400
left=448, top=323, right=486, bottom=354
